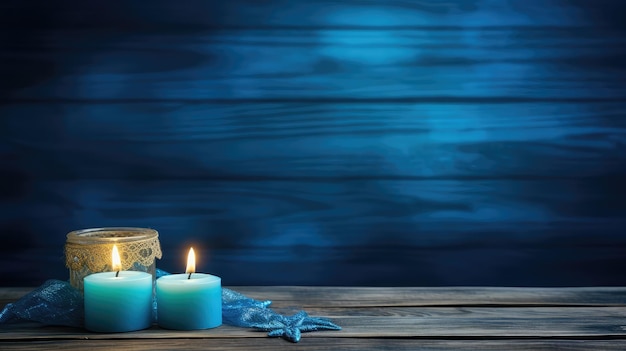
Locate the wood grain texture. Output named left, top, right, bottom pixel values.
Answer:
left=5, top=287, right=626, bottom=310
left=228, top=286, right=626, bottom=307
left=1, top=179, right=625, bottom=286
left=3, top=339, right=626, bottom=351
left=0, top=0, right=606, bottom=29
left=2, top=28, right=625, bottom=101
left=4, top=306, right=626, bottom=339
left=3, top=309, right=626, bottom=339
left=1, top=0, right=625, bottom=288
left=3, top=286, right=626, bottom=349
left=1, top=103, right=625, bottom=179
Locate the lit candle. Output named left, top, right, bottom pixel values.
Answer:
left=83, top=244, right=153, bottom=332
left=156, top=247, right=222, bottom=330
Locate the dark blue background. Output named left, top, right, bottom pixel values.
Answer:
left=1, top=0, right=625, bottom=287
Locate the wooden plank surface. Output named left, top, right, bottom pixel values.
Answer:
left=3, top=286, right=626, bottom=349
left=230, top=286, right=626, bottom=307
left=4, top=306, right=626, bottom=340
left=3, top=339, right=626, bottom=351
left=7, top=286, right=626, bottom=350
left=4, top=287, right=626, bottom=310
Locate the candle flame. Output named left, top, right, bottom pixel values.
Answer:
left=186, top=247, right=196, bottom=275
left=112, top=244, right=122, bottom=272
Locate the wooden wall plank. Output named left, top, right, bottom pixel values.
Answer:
left=3, top=180, right=625, bottom=245
left=1, top=179, right=624, bottom=286
left=1, top=0, right=625, bottom=288
left=5, top=244, right=624, bottom=287
left=1, top=103, right=624, bottom=179
left=0, top=0, right=601, bottom=29
left=2, top=29, right=625, bottom=100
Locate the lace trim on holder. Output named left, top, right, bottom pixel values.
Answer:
left=65, top=235, right=162, bottom=272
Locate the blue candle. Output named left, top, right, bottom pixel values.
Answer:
left=83, top=245, right=153, bottom=332
left=156, top=248, right=222, bottom=330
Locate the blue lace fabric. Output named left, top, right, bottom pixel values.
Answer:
left=0, top=270, right=340, bottom=343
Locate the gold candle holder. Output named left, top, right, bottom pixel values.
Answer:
left=65, top=227, right=162, bottom=291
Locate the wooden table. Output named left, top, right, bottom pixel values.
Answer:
left=2, top=286, right=626, bottom=350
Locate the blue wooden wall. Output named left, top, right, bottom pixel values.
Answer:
left=1, top=0, right=625, bottom=286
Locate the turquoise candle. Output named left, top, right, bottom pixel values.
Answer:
left=156, top=248, right=222, bottom=330
left=83, top=244, right=153, bottom=333
left=84, top=271, right=153, bottom=332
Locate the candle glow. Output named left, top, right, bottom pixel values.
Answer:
left=186, top=247, right=195, bottom=279
left=112, top=244, right=122, bottom=276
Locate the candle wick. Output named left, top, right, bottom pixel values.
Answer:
left=115, top=271, right=120, bottom=278
left=188, top=273, right=192, bottom=280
